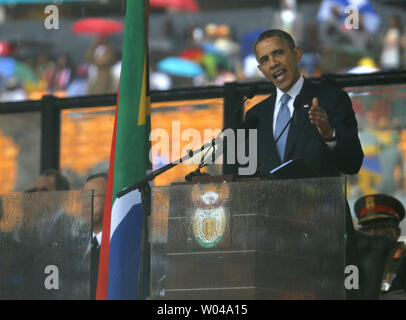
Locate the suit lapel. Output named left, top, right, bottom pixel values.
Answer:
left=283, top=79, right=315, bottom=162
left=259, top=93, right=280, bottom=169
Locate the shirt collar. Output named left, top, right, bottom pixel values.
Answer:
left=93, top=231, right=102, bottom=246
left=276, top=75, right=304, bottom=105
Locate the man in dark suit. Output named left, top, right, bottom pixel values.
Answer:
left=245, top=29, right=364, bottom=299
left=244, top=29, right=363, bottom=177
left=83, top=173, right=108, bottom=300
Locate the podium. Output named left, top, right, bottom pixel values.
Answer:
left=150, top=177, right=346, bottom=300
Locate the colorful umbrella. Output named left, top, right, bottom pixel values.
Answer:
left=72, top=18, right=124, bottom=35
left=157, top=57, right=204, bottom=78
left=0, top=41, right=13, bottom=56
left=0, top=57, right=16, bottom=79
left=15, top=61, right=37, bottom=83
left=150, top=0, right=199, bottom=12
left=178, top=47, right=204, bottom=62
left=0, top=57, right=36, bottom=82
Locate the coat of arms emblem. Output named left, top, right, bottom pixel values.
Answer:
left=192, top=184, right=228, bottom=248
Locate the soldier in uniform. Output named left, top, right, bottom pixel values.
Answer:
left=354, top=194, right=406, bottom=298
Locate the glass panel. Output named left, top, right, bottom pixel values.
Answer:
left=151, top=98, right=224, bottom=186
left=345, top=84, right=406, bottom=237
left=60, top=98, right=224, bottom=188
left=0, top=190, right=92, bottom=300
left=0, top=112, right=40, bottom=194
left=151, top=177, right=346, bottom=300
left=60, top=106, right=115, bottom=188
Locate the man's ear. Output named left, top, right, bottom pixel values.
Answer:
left=257, top=63, right=265, bottom=77
left=293, top=46, right=303, bottom=62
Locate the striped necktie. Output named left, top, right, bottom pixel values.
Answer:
left=275, top=93, right=292, bottom=161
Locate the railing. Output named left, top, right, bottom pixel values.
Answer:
left=0, top=70, right=406, bottom=174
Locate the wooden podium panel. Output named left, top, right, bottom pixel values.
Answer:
left=150, top=177, right=346, bottom=300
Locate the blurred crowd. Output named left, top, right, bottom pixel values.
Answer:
left=0, top=34, right=122, bottom=102
left=149, top=0, right=406, bottom=90
left=1, top=0, right=406, bottom=101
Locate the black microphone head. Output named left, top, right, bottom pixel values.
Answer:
left=240, top=116, right=260, bottom=130
left=245, top=85, right=257, bottom=100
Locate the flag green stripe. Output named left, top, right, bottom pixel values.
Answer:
left=113, top=0, right=149, bottom=201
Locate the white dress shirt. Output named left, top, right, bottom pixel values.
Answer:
left=273, top=75, right=304, bottom=136
left=93, top=231, right=102, bottom=248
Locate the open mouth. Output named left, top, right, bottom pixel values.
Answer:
left=273, top=69, right=286, bottom=81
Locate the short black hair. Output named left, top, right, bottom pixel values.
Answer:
left=41, top=169, right=70, bottom=191
left=86, top=173, right=108, bottom=183
left=254, top=29, right=296, bottom=52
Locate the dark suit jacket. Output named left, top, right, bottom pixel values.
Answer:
left=245, top=78, right=367, bottom=299
left=244, top=78, right=364, bottom=177
left=90, top=240, right=100, bottom=300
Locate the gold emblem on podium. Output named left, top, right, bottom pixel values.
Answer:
left=192, top=184, right=228, bottom=248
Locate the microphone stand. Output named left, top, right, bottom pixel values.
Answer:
left=117, top=140, right=219, bottom=198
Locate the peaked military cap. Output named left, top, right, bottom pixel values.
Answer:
left=354, top=194, right=405, bottom=226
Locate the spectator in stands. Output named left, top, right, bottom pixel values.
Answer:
left=51, top=54, right=72, bottom=92
left=355, top=16, right=373, bottom=50
left=317, top=2, right=349, bottom=47
left=0, top=77, right=27, bottom=102
left=214, top=24, right=243, bottom=79
left=85, top=35, right=116, bottom=94
left=33, top=169, right=70, bottom=192
left=271, top=0, right=304, bottom=48
left=66, top=64, right=89, bottom=97
left=380, top=14, right=402, bottom=70
left=34, top=52, right=56, bottom=91
left=111, top=51, right=122, bottom=92
left=354, top=194, right=406, bottom=298
left=83, top=173, right=107, bottom=299
left=214, top=62, right=237, bottom=86
left=298, top=22, right=320, bottom=78
left=399, top=26, right=406, bottom=68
